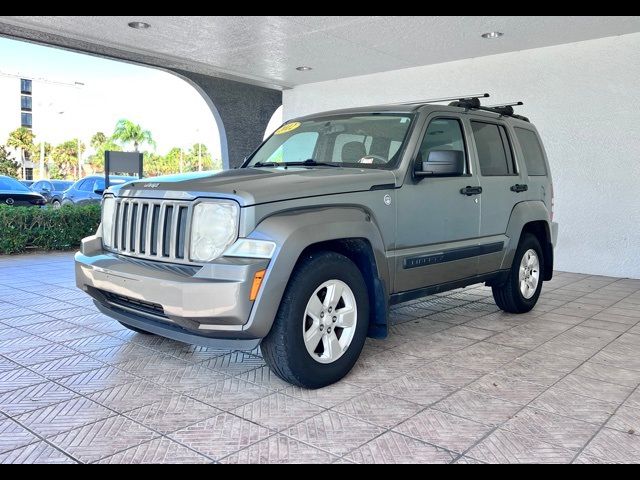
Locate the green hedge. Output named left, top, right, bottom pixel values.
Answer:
left=0, top=204, right=101, bottom=254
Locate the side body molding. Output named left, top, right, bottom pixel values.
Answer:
left=241, top=206, right=390, bottom=339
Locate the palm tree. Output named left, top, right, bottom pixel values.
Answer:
left=111, top=119, right=155, bottom=152
left=7, top=127, right=35, bottom=179
left=90, top=132, right=108, bottom=150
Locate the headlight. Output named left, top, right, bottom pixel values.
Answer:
left=190, top=201, right=239, bottom=262
left=224, top=239, right=276, bottom=259
left=101, top=196, right=116, bottom=248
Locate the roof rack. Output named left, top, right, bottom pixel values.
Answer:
left=449, top=99, right=530, bottom=122
left=389, top=93, right=489, bottom=106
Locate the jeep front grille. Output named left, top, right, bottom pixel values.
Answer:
left=109, top=198, right=191, bottom=263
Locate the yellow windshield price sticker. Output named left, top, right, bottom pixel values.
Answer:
left=274, top=122, right=301, bottom=135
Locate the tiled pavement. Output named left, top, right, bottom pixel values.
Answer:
left=0, top=252, right=639, bottom=463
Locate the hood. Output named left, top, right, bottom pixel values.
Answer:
left=116, top=167, right=397, bottom=206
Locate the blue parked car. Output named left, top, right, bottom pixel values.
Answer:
left=30, top=179, right=74, bottom=209
left=61, top=175, right=136, bottom=206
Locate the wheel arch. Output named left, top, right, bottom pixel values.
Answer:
left=243, top=206, right=390, bottom=339
left=297, top=238, right=388, bottom=339
left=503, top=201, right=554, bottom=281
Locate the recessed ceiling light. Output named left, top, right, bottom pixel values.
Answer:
left=128, top=21, right=151, bottom=30
left=296, top=66, right=313, bottom=71
left=481, top=31, right=503, bottom=39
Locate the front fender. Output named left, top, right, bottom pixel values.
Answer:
left=241, top=206, right=389, bottom=338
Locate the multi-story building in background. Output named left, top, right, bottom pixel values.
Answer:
left=0, top=71, right=84, bottom=180
left=0, top=75, right=34, bottom=179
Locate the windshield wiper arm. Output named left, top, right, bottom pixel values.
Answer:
left=252, top=161, right=282, bottom=168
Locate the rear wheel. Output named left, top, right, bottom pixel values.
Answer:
left=492, top=233, right=544, bottom=313
left=261, top=251, right=369, bottom=389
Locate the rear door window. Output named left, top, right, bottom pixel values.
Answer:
left=471, top=121, right=516, bottom=176
left=515, top=128, right=547, bottom=176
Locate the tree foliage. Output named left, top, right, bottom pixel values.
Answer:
left=51, top=140, right=86, bottom=179
left=7, top=127, right=36, bottom=177
left=0, top=146, right=19, bottom=177
left=90, top=132, right=108, bottom=149
left=112, top=119, right=155, bottom=152
left=7, top=127, right=35, bottom=155
left=1, top=119, right=222, bottom=180
left=88, top=132, right=121, bottom=172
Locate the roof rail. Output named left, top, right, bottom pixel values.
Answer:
left=485, top=102, right=523, bottom=108
left=388, top=93, right=489, bottom=106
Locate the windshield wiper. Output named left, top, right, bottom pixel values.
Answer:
left=287, top=159, right=341, bottom=168
left=252, top=159, right=341, bottom=168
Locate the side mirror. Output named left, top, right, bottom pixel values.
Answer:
left=415, top=150, right=465, bottom=177
left=94, top=188, right=105, bottom=195
left=41, top=186, right=51, bottom=193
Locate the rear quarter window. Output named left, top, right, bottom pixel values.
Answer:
left=515, top=128, right=548, bottom=176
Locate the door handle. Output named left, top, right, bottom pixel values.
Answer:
left=510, top=184, right=528, bottom=193
left=460, top=186, right=482, bottom=196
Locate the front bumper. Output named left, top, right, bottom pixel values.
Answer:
left=75, top=235, right=269, bottom=349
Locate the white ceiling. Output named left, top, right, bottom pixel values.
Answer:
left=2, top=16, right=640, bottom=89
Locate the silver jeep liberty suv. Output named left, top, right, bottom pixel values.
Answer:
left=76, top=93, right=558, bottom=388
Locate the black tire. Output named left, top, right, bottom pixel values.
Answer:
left=117, top=321, right=154, bottom=335
left=261, top=251, right=369, bottom=389
left=492, top=233, right=544, bottom=313
left=51, top=200, right=61, bottom=209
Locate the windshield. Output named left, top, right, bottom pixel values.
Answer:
left=246, top=113, right=413, bottom=169
left=0, top=177, right=30, bottom=191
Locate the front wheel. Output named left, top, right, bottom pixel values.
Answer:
left=492, top=233, right=544, bottom=313
left=261, top=251, right=369, bottom=389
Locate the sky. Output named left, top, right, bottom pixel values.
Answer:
left=0, top=36, right=224, bottom=157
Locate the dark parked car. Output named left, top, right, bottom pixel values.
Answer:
left=0, top=175, right=46, bottom=207
left=62, top=175, right=136, bottom=206
left=30, top=180, right=74, bottom=209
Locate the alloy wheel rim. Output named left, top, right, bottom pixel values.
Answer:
left=302, top=279, right=357, bottom=364
left=519, top=249, right=540, bottom=299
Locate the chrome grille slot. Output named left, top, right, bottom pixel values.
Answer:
left=109, top=198, right=192, bottom=263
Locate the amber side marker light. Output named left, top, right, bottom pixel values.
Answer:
left=250, top=270, right=266, bottom=301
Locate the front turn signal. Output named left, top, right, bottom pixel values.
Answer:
left=249, top=270, right=266, bottom=301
